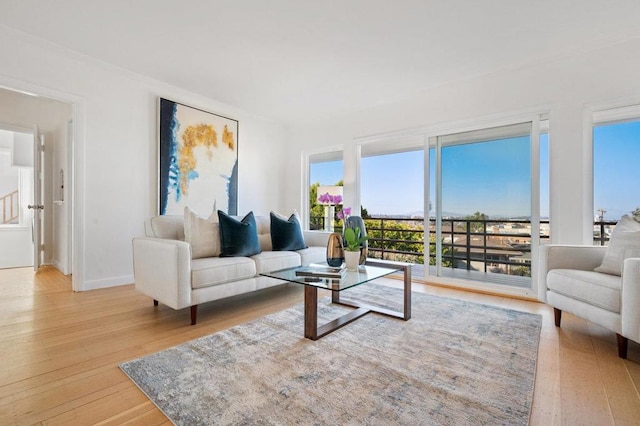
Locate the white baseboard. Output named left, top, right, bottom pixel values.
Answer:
left=82, top=275, right=134, bottom=291
left=52, top=259, right=70, bottom=275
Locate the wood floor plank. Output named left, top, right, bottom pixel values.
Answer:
left=1, top=267, right=639, bottom=424
left=587, top=322, right=640, bottom=425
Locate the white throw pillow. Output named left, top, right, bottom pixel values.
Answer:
left=184, top=206, right=220, bottom=259
left=594, top=215, right=640, bottom=276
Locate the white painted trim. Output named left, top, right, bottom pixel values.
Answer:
left=359, top=134, right=425, bottom=157
left=582, top=105, right=595, bottom=244
left=422, top=275, right=538, bottom=300
left=530, top=117, right=541, bottom=297
left=352, top=104, right=553, bottom=145
left=83, top=275, right=134, bottom=291
left=0, top=121, right=32, bottom=134
left=353, top=143, right=361, bottom=216
left=0, top=73, right=86, bottom=291
left=422, top=135, right=430, bottom=281
left=589, top=97, right=640, bottom=124
left=435, top=136, right=442, bottom=277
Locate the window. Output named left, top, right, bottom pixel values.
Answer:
left=592, top=112, right=640, bottom=245
left=308, top=151, right=343, bottom=231
left=360, top=148, right=424, bottom=263
left=353, top=117, right=547, bottom=293
left=428, top=120, right=544, bottom=289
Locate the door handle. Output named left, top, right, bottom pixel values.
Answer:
left=27, top=204, right=44, bottom=210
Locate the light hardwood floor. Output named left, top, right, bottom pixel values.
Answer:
left=1, top=266, right=639, bottom=425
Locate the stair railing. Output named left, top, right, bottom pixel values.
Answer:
left=1, top=190, right=19, bottom=224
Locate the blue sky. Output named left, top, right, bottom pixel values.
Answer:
left=311, top=123, right=636, bottom=220
left=594, top=121, right=640, bottom=220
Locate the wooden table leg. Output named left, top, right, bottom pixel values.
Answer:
left=332, top=289, right=340, bottom=304
left=304, top=286, right=318, bottom=340
left=403, top=264, right=412, bottom=320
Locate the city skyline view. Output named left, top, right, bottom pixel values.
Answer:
left=311, top=121, right=638, bottom=221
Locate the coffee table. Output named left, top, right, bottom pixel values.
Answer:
left=262, top=259, right=412, bottom=340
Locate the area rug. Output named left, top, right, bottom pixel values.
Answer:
left=120, top=284, right=541, bottom=425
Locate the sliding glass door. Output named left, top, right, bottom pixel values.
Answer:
left=429, top=122, right=537, bottom=288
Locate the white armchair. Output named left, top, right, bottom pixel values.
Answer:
left=538, top=244, right=640, bottom=358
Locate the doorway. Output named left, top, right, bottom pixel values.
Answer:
left=0, top=86, right=73, bottom=277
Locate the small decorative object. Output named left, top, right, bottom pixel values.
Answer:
left=343, top=214, right=368, bottom=264
left=344, top=250, right=361, bottom=271
left=326, top=232, right=344, bottom=267
left=343, top=226, right=368, bottom=271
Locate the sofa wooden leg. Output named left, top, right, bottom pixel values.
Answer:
left=553, top=308, right=562, bottom=327
left=617, top=334, right=628, bottom=359
left=153, top=299, right=158, bottom=306
left=190, top=305, right=198, bottom=325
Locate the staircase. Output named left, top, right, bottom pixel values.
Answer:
left=1, top=190, right=19, bottom=224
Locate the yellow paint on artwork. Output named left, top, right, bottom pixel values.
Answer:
left=222, top=125, right=235, bottom=150
left=179, top=124, right=218, bottom=196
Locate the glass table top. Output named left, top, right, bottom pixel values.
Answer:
left=261, top=263, right=397, bottom=292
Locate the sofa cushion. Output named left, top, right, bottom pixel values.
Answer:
left=251, top=251, right=301, bottom=274
left=547, top=268, right=621, bottom=313
left=254, top=215, right=273, bottom=252
left=184, top=206, right=220, bottom=259
left=191, top=256, right=257, bottom=289
left=296, top=246, right=327, bottom=266
left=218, top=211, right=262, bottom=257
left=594, top=215, right=640, bottom=276
left=270, top=211, right=307, bottom=251
left=146, top=215, right=185, bottom=240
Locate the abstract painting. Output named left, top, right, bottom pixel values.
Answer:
left=158, top=98, right=238, bottom=215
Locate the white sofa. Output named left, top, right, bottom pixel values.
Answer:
left=132, top=214, right=330, bottom=324
left=539, top=244, right=640, bottom=358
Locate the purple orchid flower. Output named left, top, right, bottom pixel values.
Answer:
left=318, top=193, right=331, bottom=204
left=337, top=207, right=351, bottom=220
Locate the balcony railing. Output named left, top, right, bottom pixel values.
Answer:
left=1, top=190, right=19, bottom=225
left=311, top=215, right=618, bottom=280
left=312, top=215, right=552, bottom=279
left=593, top=220, right=617, bottom=246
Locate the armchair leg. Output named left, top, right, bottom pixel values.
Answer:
left=153, top=299, right=158, bottom=306
left=553, top=308, right=562, bottom=327
left=617, top=334, right=628, bottom=359
left=190, top=305, right=198, bottom=325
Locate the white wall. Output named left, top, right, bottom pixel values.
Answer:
left=51, top=121, right=69, bottom=274
left=287, top=37, right=640, bottom=246
left=0, top=25, right=289, bottom=289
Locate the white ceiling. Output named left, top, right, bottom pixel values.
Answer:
left=2, top=0, right=640, bottom=124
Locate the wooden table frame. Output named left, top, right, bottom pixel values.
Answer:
left=304, top=260, right=412, bottom=340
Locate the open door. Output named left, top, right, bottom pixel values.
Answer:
left=28, top=127, right=44, bottom=271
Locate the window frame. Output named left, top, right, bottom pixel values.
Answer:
left=303, top=146, right=344, bottom=231
left=589, top=103, right=640, bottom=245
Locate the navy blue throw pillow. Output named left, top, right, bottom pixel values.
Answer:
left=217, top=211, right=261, bottom=257
left=270, top=212, right=307, bottom=251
